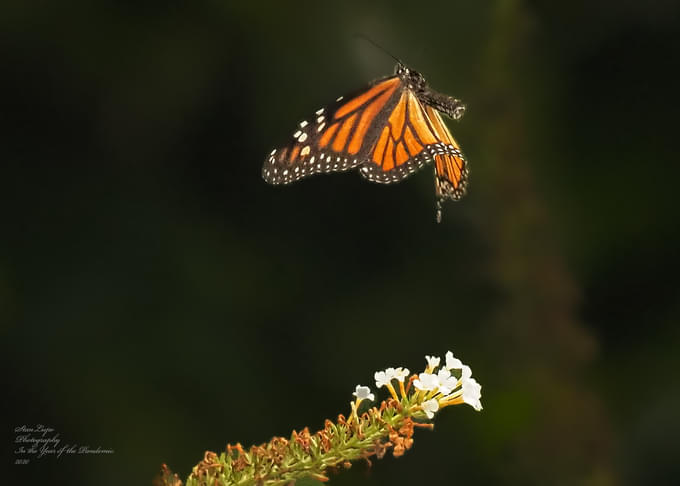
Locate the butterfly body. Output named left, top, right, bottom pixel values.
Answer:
left=263, top=63, right=468, bottom=221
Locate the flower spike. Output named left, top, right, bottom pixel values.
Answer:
left=162, top=351, right=483, bottom=486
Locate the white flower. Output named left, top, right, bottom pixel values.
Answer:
left=413, top=372, right=439, bottom=391
left=436, top=369, right=459, bottom=395
left=422, top=398, right=440, bottom=419
left=374, top=368, right=396, bottom=388
left=461, top=377, right=483, bottom=411
left=393, top=367, right=410, bottom=382
left=425, top=355, right=441, bottom=369
left=353, top=385, right=375, bottom=402
left=445, top=351, right=463, bottom=370
left=460, top=365, right=472, bottom=381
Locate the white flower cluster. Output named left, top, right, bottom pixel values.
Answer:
left=372, top=351, right=483, bottom=418
left=353, top=351, right=482, bottom=420
left=417, top=351, right=482, bottom=416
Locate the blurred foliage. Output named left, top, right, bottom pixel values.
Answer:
left=2, top=1, right=679, bottom=485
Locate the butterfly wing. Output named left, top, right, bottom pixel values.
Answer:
left=424, top=105, right=468, bottom=202
left=262, top=76, right=403, bottom=185
left=358, top=91, right=468, bottom=202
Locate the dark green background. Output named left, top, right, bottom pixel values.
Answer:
left=3, top=1, right=679, bottom=485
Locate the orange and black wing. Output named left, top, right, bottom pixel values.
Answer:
left=262, top=76, right=403, bottom=185
left=358, top=90, right=468, bottom=201
left=424, top=105, right=468, bottom=202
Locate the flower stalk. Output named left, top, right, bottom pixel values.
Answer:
left=156, top=351, right=482, bottom=486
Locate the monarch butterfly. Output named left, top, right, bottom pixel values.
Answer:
left=262, top=62, right=468, bottom=222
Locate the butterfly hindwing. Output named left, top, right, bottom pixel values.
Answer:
left=424, top=106, right=468, bottom=201
left=262, top=76, right=403, bottom=185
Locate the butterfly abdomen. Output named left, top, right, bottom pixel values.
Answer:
left=419, top=89, right=466, bottom=121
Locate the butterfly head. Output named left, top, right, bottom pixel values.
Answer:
left=395, top=63, right=427, bottom=92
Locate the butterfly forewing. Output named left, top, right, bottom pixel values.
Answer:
left=262, top=76, right=403, bottom=185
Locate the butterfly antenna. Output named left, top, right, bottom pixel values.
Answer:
left=354, top=34, right=404, bottom=66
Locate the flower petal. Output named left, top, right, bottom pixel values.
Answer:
left=445, top=351, right=464, bottom=370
